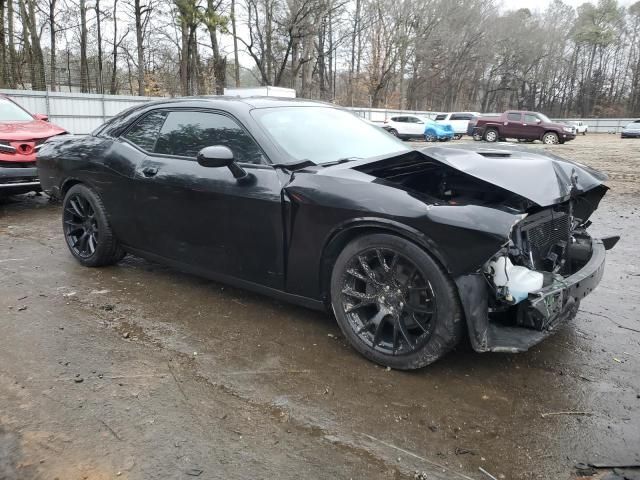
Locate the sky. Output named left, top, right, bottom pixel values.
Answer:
left=501, top=0, right=637, bottom=10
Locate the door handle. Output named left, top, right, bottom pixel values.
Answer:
left=142, top=166, right=158, bottom=177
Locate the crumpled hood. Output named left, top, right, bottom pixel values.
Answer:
left=0, top=120, right=66, bottom=141
left=418, top=144, right=607, bottom=207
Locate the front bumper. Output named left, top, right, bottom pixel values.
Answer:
left=0, top=166, right=41, bottom=195
left=561, top=132, right=577, bottom=141
left=621, top=131, right=640, bottom=138
left=457, top=237, right=613, bottom=353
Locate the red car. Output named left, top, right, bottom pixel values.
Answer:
left=0, top=94, right=66, bottom=196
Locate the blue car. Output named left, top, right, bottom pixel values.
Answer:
left=424, top=119, right=454, bottom=142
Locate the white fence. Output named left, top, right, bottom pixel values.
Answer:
left=2, top=89, right=155, bottom=134
left=2, top=89, right=636, bottom=135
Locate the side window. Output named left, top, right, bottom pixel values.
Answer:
left=390, top=116, right=400, bottom=122
left=524, top=114, right=538, bottom=123
left=154, top=111, right=264, bottom=164
left=434, top=114, right=447, bottom=121
left=507, top=112, right=522, bottom=121
left=122, top=111, right=168, bottom=151
left=407, top=116, right=418, bottom=123
left=450, top=114, right=471, bottom=121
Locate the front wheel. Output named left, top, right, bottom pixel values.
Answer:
left=424, top=132, right=436, bottom=142
left=330, top=234, right=463, bottom=370
left=453, top=134, right=462, bottom=140
left=542, top=132, right=559, bottom=145
left=388, top=129, right=399, bottom=137
left=62, top=184, right=125, bottom=267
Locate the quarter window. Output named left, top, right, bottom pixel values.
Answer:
left=434, top=114, right=447, bottom=121
left=154, top=111, right=264, bottom=164
left=122, top=111, right=168, bottom=151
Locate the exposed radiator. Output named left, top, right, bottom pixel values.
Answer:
left=518, top=209, right=571, bottom=271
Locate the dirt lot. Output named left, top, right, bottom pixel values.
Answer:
left=1, top=134, right=639, bottom=480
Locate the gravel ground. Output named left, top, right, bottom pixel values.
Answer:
left=1, top=134, right=639, bottom=480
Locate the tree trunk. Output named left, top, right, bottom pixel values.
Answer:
left=135, top=0, right=145, bottom=95
left=110, top=0, right=119, bottom=94
left=21, top=0, right=46, bottom=90
left=231, top=0, right=240, bottom=87
left=7, top=0, right=16, bottom=87
left=0, top=0, right=6, bottom=88
left=206, top=0, right=226, bottom=95
left=49, top=0, right=57, bottom=91
left=80, top=0, right=90, bottom=92
left=96, top=0, right=103, bottom=93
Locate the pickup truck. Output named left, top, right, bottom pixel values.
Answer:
left=569, top=121, right=588, bottom=135
left=469, top=110, right=576, bottom=144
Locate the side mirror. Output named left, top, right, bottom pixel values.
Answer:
left=34, top=113, right=49, bottom=122
left=197, top=145, right=248, bottom=180
left=536, top=119, right=541, bottom=124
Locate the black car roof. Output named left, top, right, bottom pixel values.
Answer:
left=95, top=96, right=335, bottom=137
left=137, top=96, right=332, bottom=110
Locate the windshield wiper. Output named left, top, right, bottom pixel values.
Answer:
left=272, top=159, right=317, bottom=171
left=321, top=157, right=363, bottom=167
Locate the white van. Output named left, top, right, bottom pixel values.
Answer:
left=434, top=112, right=480, bottom=138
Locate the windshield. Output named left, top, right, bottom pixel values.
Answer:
left=626, top=122, right=640, bottom=129
left=537, top=113, right=552, bottom=123
left=0, top=98, right=34, bottom=122
left=252, top=106, right=410, bottom=164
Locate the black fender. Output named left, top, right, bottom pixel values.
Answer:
left=319, top=217, right=456, bottom=304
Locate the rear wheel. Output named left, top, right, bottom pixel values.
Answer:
left=62, top=184, right=125, bottom=267
left=453, top=134, right=462, bottom=140
left=330, top=234, right=463, bottom=370
left=472, top=131, right=483, bottom=141
left=484, top=128, right=499, bottom=142
left=542, top=132, right=559, bottom=145
left=424, top=132, right=436, bottom=142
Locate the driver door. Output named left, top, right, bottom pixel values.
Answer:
left=125, top=109, right=285, bottom=289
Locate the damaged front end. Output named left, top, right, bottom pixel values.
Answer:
left=458, top=184, right=618, bottom=353
left=351, top=145, right=618, bottom=353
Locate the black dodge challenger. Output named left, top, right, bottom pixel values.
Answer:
left=37, top=97, right=618, bottom=369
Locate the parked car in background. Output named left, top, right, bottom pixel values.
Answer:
left=569, top=121, right=588, bottom=135
left=471, top=110, right=576, bottom=144
left=0, top=94, right=66, bottom=196
left=424, top=118, right=455, bottom=142
left=382, top=114, right=428, bottom=140
left=621, top=120, right=640, bottom=138
left=434, top=112, right=480, bottom=139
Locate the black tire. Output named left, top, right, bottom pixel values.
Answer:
left=484, top=128, right=499, bottom=142
left=472, top=131, right=483, bottom=141
left=424, top=132, right=436, bottom=142
left=582, top=131, right=586, bottom=136
left=62, top=184, right=125, bottom=267
left=453, top=134, right=462, bottom=140
left=388, top=129, right=399, bottom=137
left=330, top=233, right=463, bottom=370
